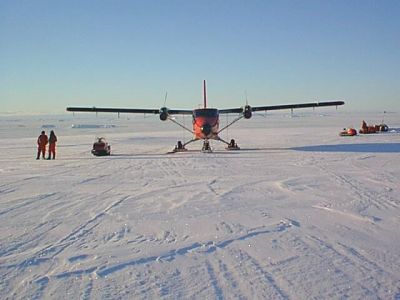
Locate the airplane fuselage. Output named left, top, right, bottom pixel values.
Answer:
left=192, top=108, right=219, bottom=140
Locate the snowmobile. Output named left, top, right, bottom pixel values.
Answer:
left=91, top=137, right=111, bottom=156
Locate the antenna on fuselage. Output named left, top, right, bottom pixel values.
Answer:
left=203, top=80, right=207, bottom=108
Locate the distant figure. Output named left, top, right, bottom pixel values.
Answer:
left=37, top=131, right=48, bottom=160
left=47, top=130, right=57, bottom=159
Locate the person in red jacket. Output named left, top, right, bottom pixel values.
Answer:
left=47, top=130, right=57, bottom=159
left=36, top=131, right=48, bottom=160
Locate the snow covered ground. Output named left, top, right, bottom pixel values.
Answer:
left=0, top=110, right=399, bottom=299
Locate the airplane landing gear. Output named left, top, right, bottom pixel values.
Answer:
left=202, top=140, right=212, bottom=152
left=173, top=140, right=187, bottom=152
left=226, top=139, right=240, bottom=150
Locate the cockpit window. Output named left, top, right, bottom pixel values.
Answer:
left=194, top=109, right=218, bottom=118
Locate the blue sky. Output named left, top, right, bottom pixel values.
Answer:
left=1, top=0, right=399, bottom=113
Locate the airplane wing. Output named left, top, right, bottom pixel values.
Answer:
left=67, top=100, right=344, bottom=115
left=219, top=100, right=345, bottom=114
left=66, top=107, right=193, bottom=115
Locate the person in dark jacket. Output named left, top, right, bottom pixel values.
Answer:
left=37, top=131, right=48, bottom=159
left=47, top=130, right=57, bottom=159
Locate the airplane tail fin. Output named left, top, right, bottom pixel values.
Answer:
left=203, top=80, right=207, bottom=108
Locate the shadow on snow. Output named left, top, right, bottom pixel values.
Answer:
left=292, top=143, right=400, bottom=153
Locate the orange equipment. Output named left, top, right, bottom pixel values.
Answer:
left=359, top=120, right=389, bottom=134
left=339, top=128, right=357, bottom=136
left=359, top=120, right=376, bottom=134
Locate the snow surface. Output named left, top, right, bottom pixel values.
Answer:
left=0, top=110, right=399, bottom=299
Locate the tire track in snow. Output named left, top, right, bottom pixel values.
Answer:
left=3, top=189, right=131, bottom=299
left=48, top=221, right=292, bottom=279
left=12, top=180, right=227, bottom=286
left=0, top=157, right=110, bottom=197
left=317, top=163, right=399, bottom=211
left=154, top=269, right=184, bottom=298
left=16, top=193, right=132, bottom=269
left=335, top=174, right=398, bottom=210
left=302, top=234, right=397, bottom=298
left=335, top=240, right=398, bottom=279
left=0, top=186, right=15, bottom=196
left=205, top=260, right=225, bottom=299
left=0, top=192, right=58, bottom=217
left=218, top=178, right=278, bottom=202
left=0, top=193, right=66, bottom=259
left=81, top=275, right=94, bottom=300
left=0, top=219, right=61, bottom=258
left=229, top=249, right=290, bottom=299
left=209, top=257, right=246, bottom=299
left=265, top=233, right=376, bottom=298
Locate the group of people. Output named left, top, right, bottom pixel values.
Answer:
left=37, top=130, right=57, bottom=160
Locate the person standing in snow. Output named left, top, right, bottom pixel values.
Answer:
left=47, top=130, right=57, bottom=160
left=36, top=130, right=48, bottom=160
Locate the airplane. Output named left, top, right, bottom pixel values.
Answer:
left=66, top=80, right=345, bottom=152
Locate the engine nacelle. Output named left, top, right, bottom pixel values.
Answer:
left=159, top=107, right=169, bottom=121
left=243, top=105, right=252, bottom=119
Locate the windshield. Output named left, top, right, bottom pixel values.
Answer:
left=194, top=108, right=218, bottom=118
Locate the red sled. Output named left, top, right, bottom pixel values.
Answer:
left=339, top=128, right=357, bottom=136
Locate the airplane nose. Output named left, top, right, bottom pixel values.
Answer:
left=201, top=123, right=212, bottom=136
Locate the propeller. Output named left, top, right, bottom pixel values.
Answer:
left=164, top=91, right=168, bottom=107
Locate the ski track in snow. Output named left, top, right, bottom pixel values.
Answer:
left=0, top=113, right=400, bottom=299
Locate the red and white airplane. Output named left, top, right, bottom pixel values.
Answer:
left=67, top=80, right=344, bottom=152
